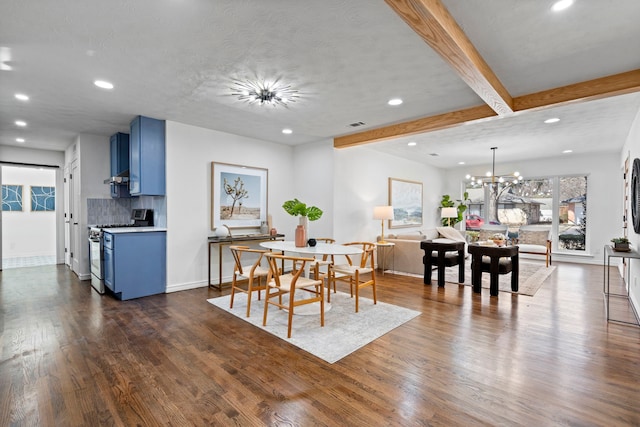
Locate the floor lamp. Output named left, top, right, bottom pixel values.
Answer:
left=441, top=207, right=458, bottom=227
left=373, top=206, right=394, bottom=244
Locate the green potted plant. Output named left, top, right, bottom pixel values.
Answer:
left=610, top=237, right=630, bottom=252
left=282, top=199, right=323, bottom=222
left=440, top=192, right=469, bottom=227
left=282, top=199, right=323, bottom=247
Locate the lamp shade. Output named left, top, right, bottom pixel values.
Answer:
left=441, top=207, right=457, bottom=218
left=373, top=205, right=394, bottom=220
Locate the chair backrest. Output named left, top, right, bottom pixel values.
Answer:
left=478, top=224, right=508, bottom=240
left=315, top=238, right=335, bottom=244
left=341, top=242, right=376, bottom=268
left=264, top=252, right=318, bottom=287
left=315, top=238, right=335, bottom=261
left=229, top=245, right=267, bottom=276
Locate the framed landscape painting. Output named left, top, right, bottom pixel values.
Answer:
left=389, top=178, right=423, bottom=228
left=211, top=162, right=268, bottom=230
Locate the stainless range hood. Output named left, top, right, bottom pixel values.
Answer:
left=104, top=170, right=130, bottom=184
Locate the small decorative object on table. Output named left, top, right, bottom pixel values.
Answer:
left=491, top=233, right=506, bottom=247
left=611, top=237, right=630, bottom=252
left=307, top=238, right=317, bottom=247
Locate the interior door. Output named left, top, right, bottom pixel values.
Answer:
left=64, top=164, right=71, bottom=266
left=70, top=159, right=81, bottom=274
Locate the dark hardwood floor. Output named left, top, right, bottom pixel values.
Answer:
left=1, top=262, right=639, bottom=426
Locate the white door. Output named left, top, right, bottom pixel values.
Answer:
left=64, top=164, right=71, bottom=266
left=70, top=159, right=81, bottom=274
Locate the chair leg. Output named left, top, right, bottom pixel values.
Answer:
left=287, top=291, right=295, bottom=338
left=245, top=279, right=252, bottom=318
left=229, top=276, right=237, bottom=309
left=262, top=288, right=270, bottom=326
left=355, top=272, right=360, bottom=313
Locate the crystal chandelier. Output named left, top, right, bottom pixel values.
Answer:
left=466, top=147, right=523, bottom=187
left=230, top=78, right=299, bottom=107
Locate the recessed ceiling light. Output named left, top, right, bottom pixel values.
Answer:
left=458, top=161, right=465, bottom=165
left=15, top=93, right=29, bottom=101
left=15, top=120, right=26, bottom=127
left=94, top=80, right=114, bottom=89
left=544, top=117, right=560, bottom=124
left=388, top=98, right=403, bottom=106
left=16, top=138, right=25, bottom=143
left=282, top=128, right=292, bottom=134
left=552, top=0, right=574, bottom=12
left=563, top=149, right=573, bottom=154
left=407, top=141, right=416, bottom=146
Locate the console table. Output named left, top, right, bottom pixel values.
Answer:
left=208, top=233, right=284, bottom=290
left=603, top=245, right=640, bottom=326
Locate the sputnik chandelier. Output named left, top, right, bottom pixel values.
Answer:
left=230, top=77, right=299, bottom=107
left=466, top=147, right=524, bottom=187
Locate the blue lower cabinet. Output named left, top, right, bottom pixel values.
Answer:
left=103, top=231, right=166, bottom=300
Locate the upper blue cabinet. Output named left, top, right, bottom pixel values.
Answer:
left=110, top=132, right=130, bottom=176
left=110, top=132, right=131, bottom=198
left=129, top=116, right=166, bottom=196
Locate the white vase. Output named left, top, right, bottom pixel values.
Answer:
left=299, top=216, right=308, bottom=232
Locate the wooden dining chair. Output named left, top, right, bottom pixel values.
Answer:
left=229, top=245, right=269, bottom=318
left=330, top=242, right=377, bottom=312
left=263, top=253, right=324, bottom=338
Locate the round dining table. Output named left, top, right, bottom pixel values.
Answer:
left=259, top=240, right=363, bottom=313
left=259, top=240, right=363, bottom=257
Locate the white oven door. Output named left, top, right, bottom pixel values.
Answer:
left=89, top=238, right=102, bottom=279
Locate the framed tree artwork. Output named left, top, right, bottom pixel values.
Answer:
left=389, top=177, right=423, bottom=228
left=211, top=162, right=268, bottom=230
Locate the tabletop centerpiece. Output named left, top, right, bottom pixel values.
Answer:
left=282, top=198, right=323, bottom=247
left=491, top=233, right=506, bottom=247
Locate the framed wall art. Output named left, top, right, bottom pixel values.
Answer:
left=31, top=186, right=56, bottom=211
left=211, top=162, right=268, bottom=230
left=389, top=177, right=423, bottom=228
left=2, top=184, right=23, bottom=211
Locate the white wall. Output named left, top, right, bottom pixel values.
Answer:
left=0, top=145, right=65, bottom=263
left=165, top=121, right=295, bottom=292
left=332, top=146, right=445, bottom=242
left=621, top=106, right=640, bottom=311
left=444, top=152, right=623, bottom=264
left=1, top=166, right=56, bottom=257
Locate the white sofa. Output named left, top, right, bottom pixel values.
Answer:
left=378, top=227, right=467, bottom=275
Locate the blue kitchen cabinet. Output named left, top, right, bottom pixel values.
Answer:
left=103, top=231, right=166, bottom=300
left=110, top=132, right=130, bottom=198
left=129, top=115, right=165, bottom=196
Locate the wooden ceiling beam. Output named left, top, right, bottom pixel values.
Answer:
left=384, top=0, right=513, bottom=115
left=514, top=69, right=640, bottom=111
left=334, top=69, right=640, bottom=149
left=333, top=105, right=497, bottom=148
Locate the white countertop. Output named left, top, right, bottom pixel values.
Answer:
left=102, top=227, right=167, bottom=234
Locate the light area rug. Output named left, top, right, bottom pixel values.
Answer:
left=386, top=261, right=556, bottom=296
left=207, top=291, right=420, bottom=364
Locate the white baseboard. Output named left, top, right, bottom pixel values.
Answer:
left=166, top=280, right=209, bottom=293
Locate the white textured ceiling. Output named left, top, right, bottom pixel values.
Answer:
left=1, top=0, right=639, bottom=168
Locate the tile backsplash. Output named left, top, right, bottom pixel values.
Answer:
left=87, top=198, right=132, bottom=225
left=87, top=196, right=167, bottom=227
